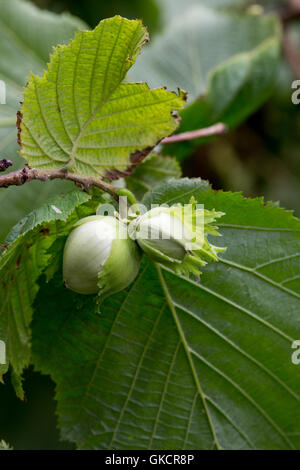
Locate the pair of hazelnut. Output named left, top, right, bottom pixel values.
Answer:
left=63, top=201, right=225, bottom=298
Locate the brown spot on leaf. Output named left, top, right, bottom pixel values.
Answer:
left=16, top=255, right=21, bottom=268
left=103, top=88, right=184, bottom=181
left=130, top=146, right=154, bottom=164
left=104, top=167, right=132, bottom=181
left=16, top=110, right=23, bottom=148
left=103, top=146, right=155, bottom=181
left=40, top=227, right=50, bottom=236
left=180, top=89, right=188, bottom=102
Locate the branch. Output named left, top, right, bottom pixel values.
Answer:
left=161, top=123, right=227, bottom=144
left=283, top=34, right=300, bottom=79
left=0, top=124, right=227, bottom=193
left=0, top=168, right=119, bottom=200
left=279, top=0, right=300, bottom=79
left=279, top=0, right=300, bottom=23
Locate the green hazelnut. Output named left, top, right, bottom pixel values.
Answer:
left=63, top=215, right=141, bottom=297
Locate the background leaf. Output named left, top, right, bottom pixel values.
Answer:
left=32, top=178, right=300, bottom=449
left=159, top=0, right=250, bottom=21
left=130, top=5, right=281, bottom=159
left=0, top=0, right=87, bottom=242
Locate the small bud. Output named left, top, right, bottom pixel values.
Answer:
left=132, top=198, right=226, bottom=276
left=63, top=215, right=141, bottom=296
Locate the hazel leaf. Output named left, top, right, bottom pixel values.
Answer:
left=18, top=16, right=186, bottom=179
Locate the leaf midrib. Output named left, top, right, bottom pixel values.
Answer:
left=157, top=264, right=297, bottom=450
left=109, top=301, right=168, bottom=449
left=155, top=263, right=221, bottom=450
left=172, top=300, right=300, bottom=402
left=220, top=258, right=300, bottom=300
left=161, top=265, right=294, bottom=343
left=68, top=19, right=127, bottom=168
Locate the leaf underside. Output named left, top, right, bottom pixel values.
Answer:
left=19, top=16, right=186, bottom=179
left=31, top=179, right=300, bottom=450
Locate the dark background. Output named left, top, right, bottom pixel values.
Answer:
left=0, top=0, right=299, bottom=449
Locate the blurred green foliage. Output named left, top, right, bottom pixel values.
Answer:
left=33, top=0, right=160, bottom=32
left=0, top=368, right=74, bottom=450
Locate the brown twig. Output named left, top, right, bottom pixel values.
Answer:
left=0, top=167, right=119, bottom=200
left=279, top=0, right=300, bottom=79
left=283, top=33, right=300, bottom=79
left=280, top=0, right=300, bottom=23
left=0, top=123, right=227, bottom=192
left=161, top=123, right=227, bottom=144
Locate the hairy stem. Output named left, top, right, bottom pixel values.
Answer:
left=0, top=167, right=119, bottom=200
left=280, top=0, right=300, bottom=22
left=283, top=34, right=300, bottom=79
left=161, top=123, right=227, bottom=144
